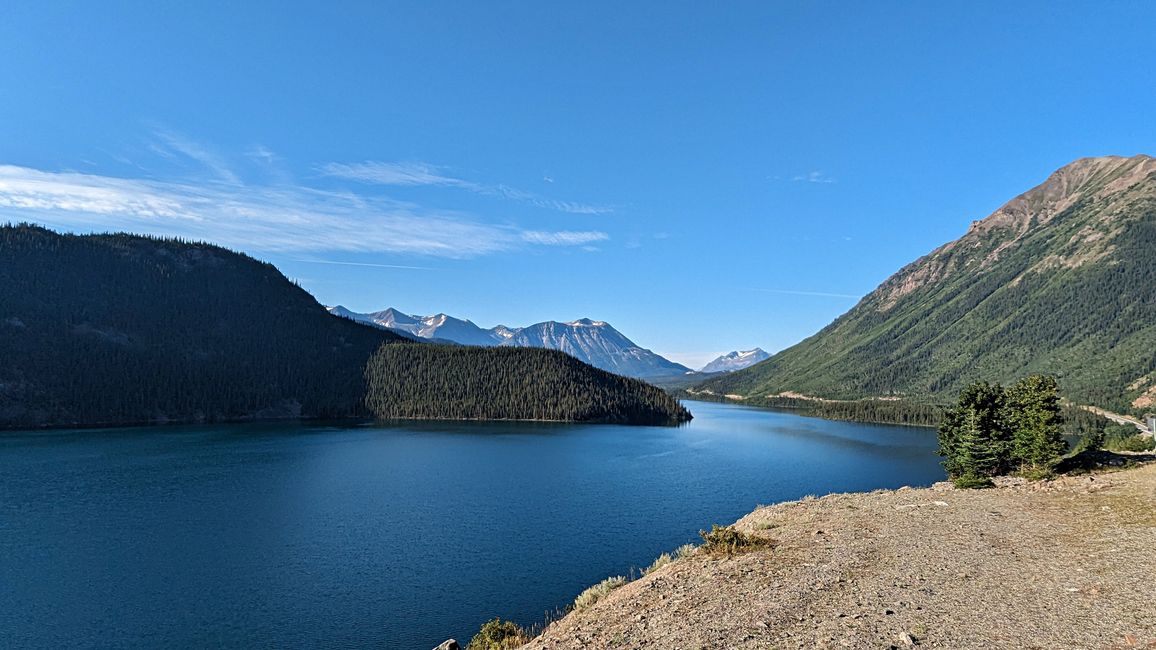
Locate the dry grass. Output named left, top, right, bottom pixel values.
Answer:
left=571, top=575, right=628, bottom=612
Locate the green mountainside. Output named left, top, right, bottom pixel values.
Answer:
left=0, top=224, right=408, bottom=428
left=698, top=155, right=1156, bottom=416
left=0, top=225, right=690, bottom=429
left=365, top=344, right=691, bottom=425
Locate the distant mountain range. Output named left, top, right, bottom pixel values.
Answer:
left=697, top=155, right=1156, bottom=416
left=700, top=348, right=771, bottom=373
left=328, top=307, right=691, bottom=379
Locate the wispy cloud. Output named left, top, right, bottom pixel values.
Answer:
left=152, top=129, right=241, bottom=184
left=749, top=287, right=860, bottom=299
left=290, top=258, right=439, bottom=271
left=792, top=171, right=836, bottom=184
left=520, top=230, right=609, bottom=246
left=322, top=161, right=613, bottom=215
left=0, top=164, right=608, bottom=258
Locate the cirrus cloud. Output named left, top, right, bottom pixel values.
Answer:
left=0, top=164, right=608, bottom=258
left=322, top=160, right=614, bottom=215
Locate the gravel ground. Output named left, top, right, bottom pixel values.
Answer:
left=523, top=461, right=1156, bottom=650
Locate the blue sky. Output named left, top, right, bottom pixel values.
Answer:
left=2, top=2, right=1155, bottom=368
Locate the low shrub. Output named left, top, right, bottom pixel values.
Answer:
left=643, top=552, right=672, bottom=576
left=466, top=618, right=531, bottom=650
left=1103, top=432, right=1155, bottom=452
left=572, top=575, right=628, bottom=611
left=1019, top=466, right=1055, bottom=481
left=674, top=543, right=697, bottom=559
left=1071, top=430, right=1105, bottom=455
left=951, top=473, right=994, bottom=489
left=698, top=524, right=773, bottom=555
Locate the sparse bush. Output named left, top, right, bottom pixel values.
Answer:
left=1071, top=430, right=1105, bottom=455
left=1103, top=432, right=1155, bottom=452
left=951, top=473, right=993, bottom=489
left=466, top=618, right=531, bottom=650
left=674, top=543, right=697, bottom=559
left=572, top=575, right=628, bottom=611
left=698, top=524, right=773, bottom=555
left=643, top=552, right=672, bottom=575
left=1019, top=466, right=1054, bottom=481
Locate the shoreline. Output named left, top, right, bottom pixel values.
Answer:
left=517, top=460, right=1156, bottom=649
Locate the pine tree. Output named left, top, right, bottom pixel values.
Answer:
left=1006, top=374, right=1066, bottom=471
left=938, top=381, right=1013, bottom=479
left=954, top=409, right=999, bottom=486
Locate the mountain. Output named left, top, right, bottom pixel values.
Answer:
left=697, top=155, right=1156, bottom=415
left=700, top=348, right=771, bottom=373
left=0, top=225, right=691, bottom=428
left=328, top=306, right=508, bottom=346
left=0, top=224, right=406, bottom=428
left=330, top=308, right=691, bottom=379
left=503, top=319, right=691, bottom=378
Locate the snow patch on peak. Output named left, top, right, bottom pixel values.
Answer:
left=567, top=318, right=607, bottom=327
left=700, top=347, right=771, bottom=373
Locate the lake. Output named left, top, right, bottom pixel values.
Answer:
left=0, top=401, right=944, bottom=649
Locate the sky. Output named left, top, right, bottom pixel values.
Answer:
left=2, top=2, right=1155, bottom=369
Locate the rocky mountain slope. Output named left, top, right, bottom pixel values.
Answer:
left=522, top=461, right=1156, bottom=649
left=330, top=307, right=691, bottom=379
left=700, top=348, right=771, bottom=373
left=698, top=155, right=1156, bottom=415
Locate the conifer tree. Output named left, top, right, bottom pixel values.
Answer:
left=1006, top=374, right=1066, bottom=471
left=955, top=409, right=999, bottom=485
left=938, top=381, right=1013, bottom=479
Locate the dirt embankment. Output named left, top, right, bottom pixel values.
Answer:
left=524, top=462, right=1156, bottom=650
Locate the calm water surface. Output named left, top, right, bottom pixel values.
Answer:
left=0, top=401, right=943, bottom=649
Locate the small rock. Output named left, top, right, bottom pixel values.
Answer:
left=432, top=640, right=461, bottom=650
left=898, top=631, right=917, bottom=646
left=885, top=609, right=895, bottom=615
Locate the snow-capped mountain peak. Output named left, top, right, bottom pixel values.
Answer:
left=327, top=306, right=690, bottom=379
left=700, top=348, right=771, bottom=373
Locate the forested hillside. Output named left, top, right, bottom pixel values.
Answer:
left=365, top=344, right=692, bottom=425
left=699, top=155, right=1156, bottom=415
left=0, top=225, right=689, bottom=429
left=0, top=224, right=409, bottom=428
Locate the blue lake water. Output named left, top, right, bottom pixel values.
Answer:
left=0, top=401, right=944, bottom=649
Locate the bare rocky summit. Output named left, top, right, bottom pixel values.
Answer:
left=524, top=461, right=1156, bottom=649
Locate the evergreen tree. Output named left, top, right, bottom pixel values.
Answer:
left=954, top=409, right=999, bottom=485
left=938, top=381, right=1013, bottom=478
left=1006, top=374, right=1066, bottom=471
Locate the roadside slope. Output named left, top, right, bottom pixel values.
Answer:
left=526, top=462, right=1156, bottom=649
